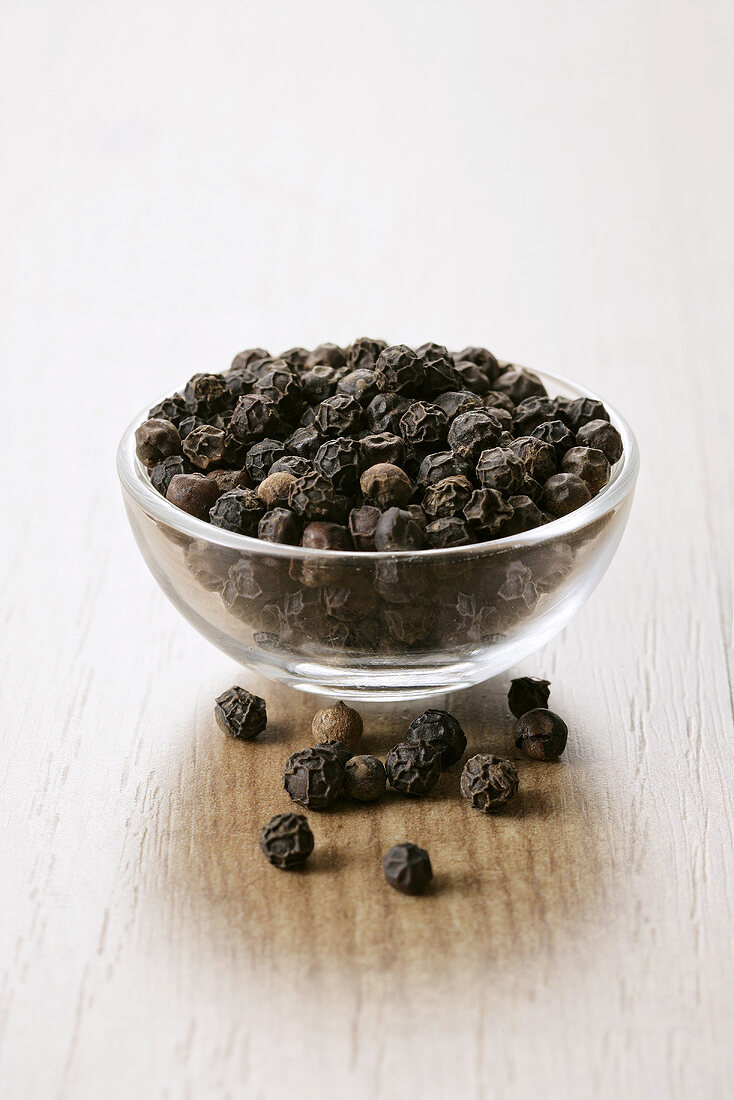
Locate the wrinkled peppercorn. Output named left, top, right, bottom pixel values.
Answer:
left=151, top=455, right=186, bottom=496
left=359, top=463, right=414, bottom=509
left=502, top=494, right=545, bottom=535
left=417, top=451, right=470, bottom=488
left=406, top=709, right=467, bottom=768
left=561, top=446, right=611, bottom=495
left=564, top=396, right=610, bottom=433
left=383, top=843, right=433, bottom=894
left=508, top=676, right=551, bottom=717
left=270, top=455, right=313, bottom=479
left=209, top=488, right=265, bottom=535
left=422, top=475, right=473, bottom=519
left=288, top=471, right=347, bottom=523
left=385, top=739, right=442, bottom=795
left=301, top=521, right=352, bottom=552
left=542, top=472, right=591, bottom=517
left=575, top=419, right=622, bottom=464
left=374, top=345, right=423, bottom=393
left=447, top=409, right=503, bottom=462
left=312, top=700, right=363, bottom=750
left=530, top=419, right=576, bottom=458
left=476, top=447, right=525, bottom=495
left=424, top=516, right=473, bottom=548
left=257, top=507, right=301, bottom=545
left=314, top=437, right=361, bottom=494
left=259, top=812, right=314, bottom=869
left=344, top=755, right=387, bottom=801
left=515, top=708, right=568, bottom=759
left=135, top=418, right=182, bottom=467
left=230, top=394, right=285, bottom=443
left=314, top=394, right=363, bottom=436
left=182, top=424, right=226, bottom=471
left=347, top=336, right=385, bottom=371
left=347, top=505, right=381, bottom=551
left=166, top=472, right=221, bottom=520
left=509, top=436, right=557, bottom=483
left=365, top=392, right=409, bottom=434
left=399, top=401, right=449, bottom=450
left=283, top=747, right=345, bottom=809
left=359, top=432, right=405, bottom=470
left=463, top=488, right=514, bottom=539
left=244, top=438, right=287, bottom=484
left=214, top=685, right=267, bottom=739
left=183, top=373, right=228, bottom=417
left=493, top=366, right=547, bottom=403
left=337, top=368, right=379, bottom=404
left=460, top=754, right=519, bottom=812
left=512, top=396, right=562, bottom=435
left=374, top=507, right=425, bottom=551
left=306, top=342, right=347, bottom=370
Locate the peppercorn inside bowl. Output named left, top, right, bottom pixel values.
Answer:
left=117, top=359, right=638, bottom=700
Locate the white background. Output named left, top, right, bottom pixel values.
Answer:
left=1, top=2, right=732, bottom=1098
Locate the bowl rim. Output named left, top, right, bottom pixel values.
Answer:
left=116, top=366, right=639, bottom=561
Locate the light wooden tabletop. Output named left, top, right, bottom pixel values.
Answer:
left=2, top=2, right=732, bottom=1097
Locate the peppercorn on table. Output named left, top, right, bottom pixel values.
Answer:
left=1, top=2, right=733, bottom=1099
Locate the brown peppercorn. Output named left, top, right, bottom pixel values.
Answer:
left=360, top=463, right=414, bottom=509
left=344, top=755, right=387, bottom=801
left=206, top=468, right=250, bottom=494
left=460, top=754, right=519, bottom=812
left=135, top=418, right=182, bottom=468
left=311, top=700, right=363, bottom=750
left=182, top=424, right=227, bottom=471
left=257, top=470, right=297, bottom=509
left=348, top=505, right=382, bottom=551
left=514, top=708, right=568, bottom=759
left=301, top=522, right=353, bottom=552
left=166, top=472, right=221, bottom=520
left=214, top=686, right=267, bottom=740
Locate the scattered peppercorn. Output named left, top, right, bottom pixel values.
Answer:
left=406, top=710, right=467, bottom=768
left=385, top=739, right=442, bottom=796
left=460, top=754, right=519, bottom=812
left=283, top=746, right=345, bottom=809
left=344, top=755, right=387, bottom=801
left=514, top=708, right=568, bottom=759
left=214, top=686, right=267, bottom=739
left=311, top=700, right=363, bottom=750
left=259, top=812, right=314, bottom=869
left=383, top=842, right=433, bottom=894
left=507, top=676, right=551, bottom=717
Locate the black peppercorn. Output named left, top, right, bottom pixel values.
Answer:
left=135, top=418, right=182, bottom=467
left=515, top=708, right=568, bottom=759
left=463, top=488, right=514, bottom=539
left=560, top=446, right=611, bottom=495
left=399, top=401, right=449, bottom=450
left=417, top=450, right=470, bottom=487
left=230, top=394, right=285, bottom=443
left=422, top=475, right=473, bottom=520
left=230, top=348, right=270, bottom=372
left=209, top=488, right=265, bottom=535
left=314, top=394, right=363, bottom=436
left=360, top=463, right=414, bottom=509
left=365, top=392, right=409, bottom=434
left=434, top=390, right=484, bottom=419
left=374, top=507, right=425, bottom=552
left=244, top=438, right=287, bottom=484
left=182, top=424, right=226, bottom=471
left=454, top=345, right=500, bottom=382
left=501, top=494, right=545, bottom=535
left=259, top=813, right=314, bottom=869
left=344, top=755, right=387, bottom=801
left=336, top=368, right=379, bottom=404
left=166, top=472, right=221, bottom=520
left=385, top=739, right=442, bottom=795
left=288, top=471, right=348, bottom=523
left=406, top=709, right=467, bottom=768
left=148, top=394, right=188, bottom=426
left=530, top=419, right=576, bottom=458
left=447, top=409, right=503, bottom=463
left=383, top=843, right=433, bottom=894
left=257, top=507, right=301, bottom=545
left=183, top=372, right=228, bottom=417
left=214, top=685, right=267, bottom=739
left=542, top=472, right=592, bottom=517
left=178, top=414, right=207, bottom=439
left=415, top=342, right=461, bottom=394
left=283, top=746, right=345, bottom=809
left=306, top=342, right=347, bottom=369
left=483, top=391, right=516, bottom=415
left=313, top=739, right=354, bottom=767
left=348, top=505, right=382, bottom=551
left=575, top=419, right=623, bottom=464
left=347, top=336, right=386, bottom=371
left=151, top=455, right=186, bottom=496
left=508, top=676, right=551, bottom=717
left=460, top=754, right=518, bottom=812
left=512, top=395, right=562, bottom=435
left=493, top=366, right=547, bottom=402
left=374, top=344, right=423, bottom=394
left=252, top=363, right=304, bottom=419
left=314, top=436, right=361, bottom=494
left=508, top=436, right=557, bottom=483
left=563, top=396, right=610, bottom=433
left=280, top=346, right=310, bottom=369
left=359, top=432, right=405, bottom=470
left=424, top=516, right=473, bottom=548
left=476, top=447, right=525, bottom=495
left=270, top=455, right=314, bottom=479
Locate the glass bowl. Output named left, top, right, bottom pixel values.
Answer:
left=117, top=368, right=639, bottom=700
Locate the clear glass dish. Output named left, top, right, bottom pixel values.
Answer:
left=117, top=368, right=639, bottom=700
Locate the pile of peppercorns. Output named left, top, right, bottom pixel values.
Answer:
left=135, top=340, right=623, bottom=553
left=215, top=675, right=569, bottom=894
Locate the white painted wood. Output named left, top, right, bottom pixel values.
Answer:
left=1, top=1, right=732, bottom=1097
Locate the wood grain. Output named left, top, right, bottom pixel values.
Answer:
left=1, top=1, right=733, bottom=1097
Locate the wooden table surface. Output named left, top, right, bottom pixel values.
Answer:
left=2, top=2, right=733, bottom=1097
